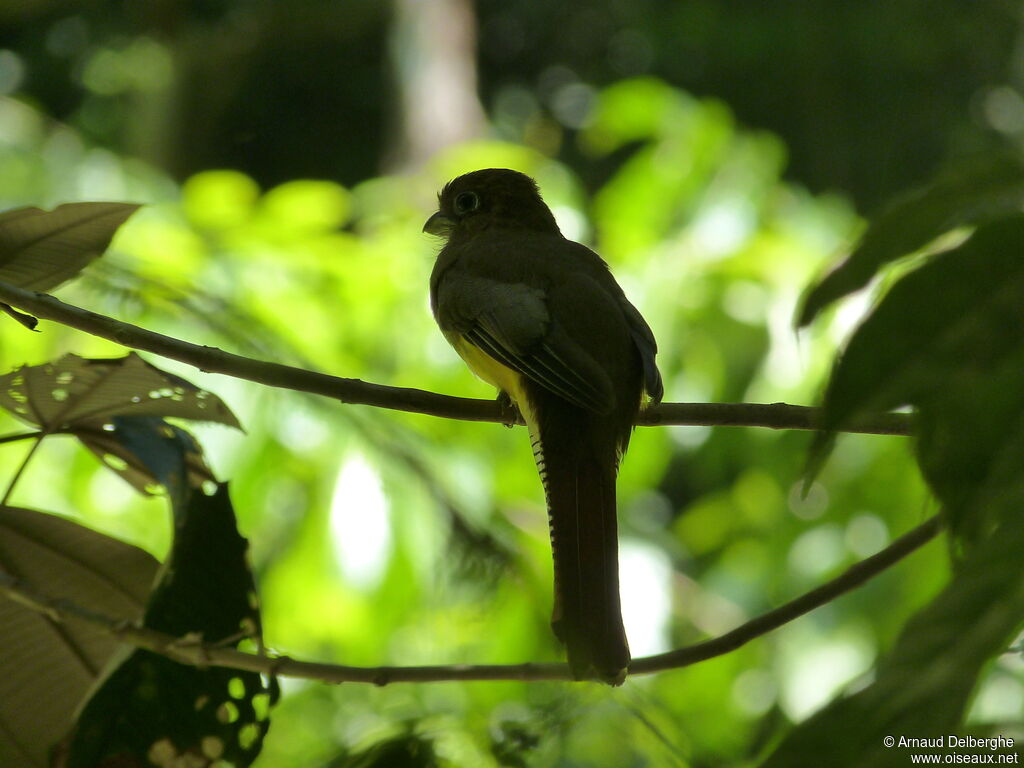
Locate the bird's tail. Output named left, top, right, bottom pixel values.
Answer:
left=530, top=413, right=629, bottom=684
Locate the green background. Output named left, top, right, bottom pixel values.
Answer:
left=1, top=2, right=1021, bottom=765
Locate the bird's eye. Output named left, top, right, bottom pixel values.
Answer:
left=453, top=191, right=480, bottom=215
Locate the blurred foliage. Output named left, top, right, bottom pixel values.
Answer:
left=1, top=1, right=1021, bottom=209
left=767, top=154, right=1024, bottom=766
left=1, top=66, right=1021, bottom=765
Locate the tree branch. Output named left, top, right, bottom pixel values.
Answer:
left=629, top=513, right=943, bottom=674
left=0, top=281, right=912, bottom=435
left=0, top=515, right=942, bottom=685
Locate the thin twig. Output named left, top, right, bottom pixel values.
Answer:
left=1, top=435, right=43, bottom=505
left=0, top=431, right=42, bottom=446
left=0, top=281, right=912, bottom=436
left=0, top=515, right=942, bottom=685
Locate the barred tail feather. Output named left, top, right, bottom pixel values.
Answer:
left=530, top=417, right=629, bottom=684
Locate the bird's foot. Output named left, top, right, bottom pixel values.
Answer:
left=496, top=391, right=520, bottom=428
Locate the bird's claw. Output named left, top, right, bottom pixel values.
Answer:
left=496, top=391, right=519, bottom=428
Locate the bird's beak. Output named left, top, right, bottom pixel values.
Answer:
left=423, top=211, right=455, bottom=236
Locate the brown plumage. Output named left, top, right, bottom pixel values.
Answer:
left=425, top=168, right=662, bottom=684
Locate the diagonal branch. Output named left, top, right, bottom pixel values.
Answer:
left=0, top=515, right=942, bottom=685
left=629, top=513, right=943, bottom=674
left=0, top=281, right=912, bottom=435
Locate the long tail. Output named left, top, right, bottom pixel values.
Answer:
left=530, top=412, right=629, bottom=684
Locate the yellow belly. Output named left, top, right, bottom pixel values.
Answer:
left=446, top=331, right=536, bottom=426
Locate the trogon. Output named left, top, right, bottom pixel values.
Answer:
left=424, top=168, right=662, bottom=684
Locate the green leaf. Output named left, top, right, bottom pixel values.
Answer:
left=762, top=515, right=1024, bottom=768
left=799, top=151, right=1024, bottom=326
left=0, top=506, right=158, bottom=768
left=63, top=484, right=278, bottom=768
left=0, top=202, right=139, bottom=292
left=581, top=77, right=693, bottom=153
left=0, top=352, right=242, bottom=432
left=814, top=215, right=1024, bottom=440
left=182, top=171, right=259, bottom=230
left=914, top=343, right=1024, bottom=540
left=261, top=179, right=352, bottom=233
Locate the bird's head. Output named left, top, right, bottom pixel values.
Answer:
left=423, top=168, right=561, bottom=240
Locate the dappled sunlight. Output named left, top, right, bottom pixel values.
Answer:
left=619, top=539, right=672, bottom=657
left=778, top=626, right=875, bottom=721
left=330, top=453, right=392, bottom=591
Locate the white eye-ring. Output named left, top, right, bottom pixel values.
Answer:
left=454, top=190, right=480, bottom=215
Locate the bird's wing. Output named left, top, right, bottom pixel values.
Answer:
left=618, top=296, right=663, bottom=403
left=437, top=271, right=615, bottom=414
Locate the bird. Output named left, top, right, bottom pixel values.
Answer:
left=424, top=168, right=662, bottom=684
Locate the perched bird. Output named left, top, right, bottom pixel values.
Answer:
left=425, top=169, right=662, bottom=684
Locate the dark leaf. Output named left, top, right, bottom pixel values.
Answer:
left=915, top=351, right=1024, bottom=541
left=63, top=484, right=278, bottom=768
left=0, top=352, right=241, bottom=432
left=0, top=202, right=139, bottom=293
left=0, top=506, right=158, bottom=768
left=799, top=151, right=1024, bottom=326
left=807, top=216, right=1024, bottom=476
left=144, top=484, right=258, bottom=636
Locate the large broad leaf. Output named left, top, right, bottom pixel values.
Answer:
left=0, top=353, right=238, bottom=497
left=0, top=353, right=241, bottom=432
left=807, top=215, right=1024, bottom=478
left=0, top=203, right=139, bottom=293
left=762, top=513, right=1024, bottom=767
left=799, top=151, right=1024, bottom=326
left=0, top=506, right=159, bottom=768
left=62, top=484, right=278, bottom=768
left=0, top=203, right=139, bottom=329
